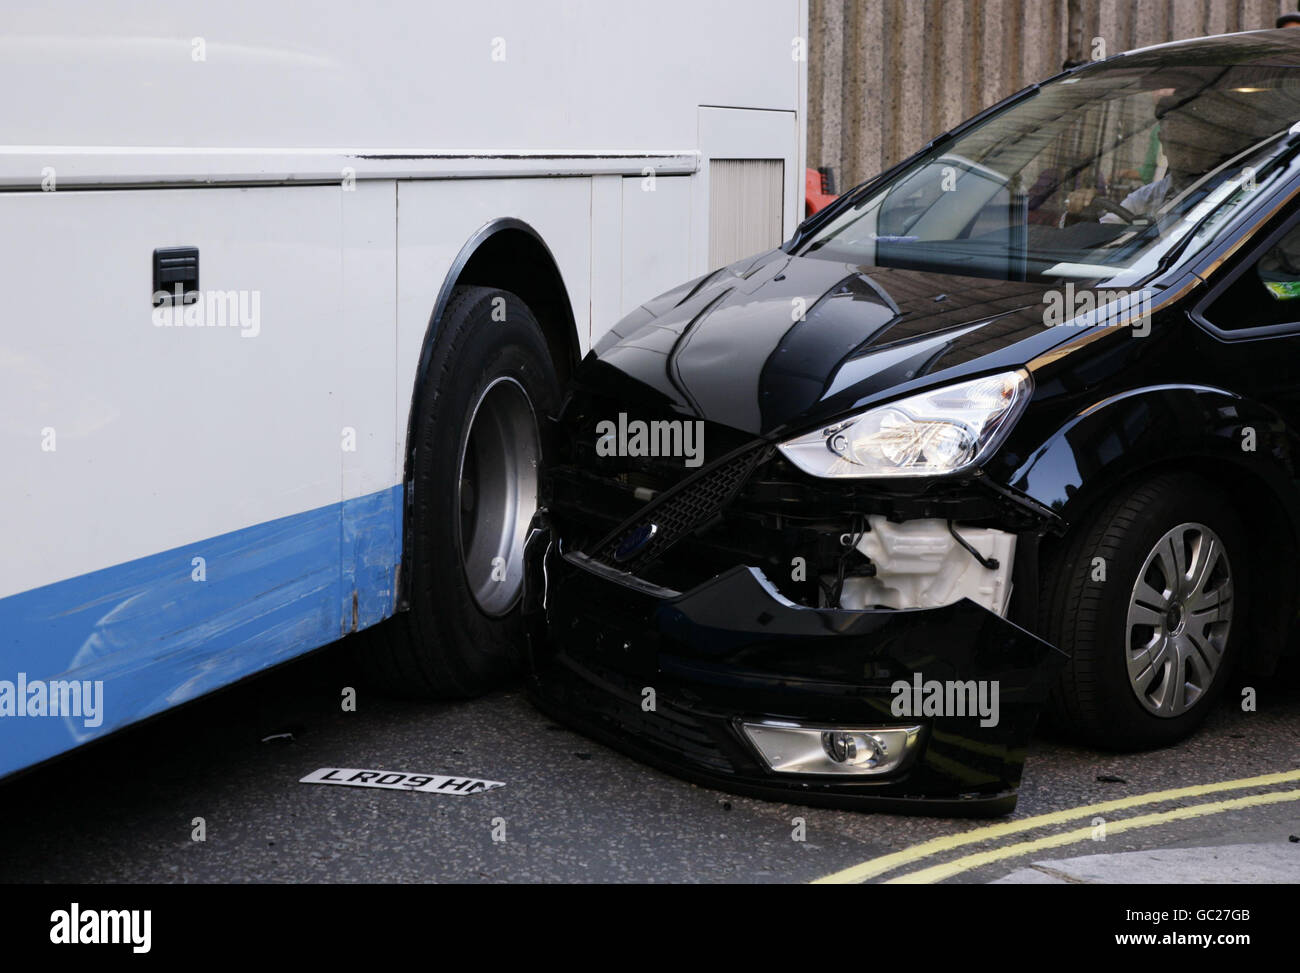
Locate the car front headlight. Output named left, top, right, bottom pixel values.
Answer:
left=777, top=370, right=1032, bottom=478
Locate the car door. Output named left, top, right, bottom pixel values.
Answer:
left=1191, top=202, right=1300, bottom=442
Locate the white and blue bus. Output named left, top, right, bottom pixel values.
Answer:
left=0, top=0, right=806, bottom=777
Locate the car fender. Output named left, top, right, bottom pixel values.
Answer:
left=1008, top=384, right=1300, bottom=528
left=1006, top=382, right=1300, bottom=671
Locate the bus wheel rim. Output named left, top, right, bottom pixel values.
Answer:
left=456, top=376, right=540, bottom=617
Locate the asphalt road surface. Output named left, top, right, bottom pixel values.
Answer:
left=2, top=637, right=1298, bottom=884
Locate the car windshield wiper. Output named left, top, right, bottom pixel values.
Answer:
left=1154, top=135, right=1300, bottom=277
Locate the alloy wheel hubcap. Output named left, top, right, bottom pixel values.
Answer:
left=1125, top=522, right=1233, bottom=718
left=456, top=377, right=540, bottom=617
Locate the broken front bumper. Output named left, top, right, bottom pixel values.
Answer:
left=522, top=514, right=1068, bottom=816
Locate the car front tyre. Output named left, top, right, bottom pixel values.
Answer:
left=1042, top=473, right=1245, bottom=750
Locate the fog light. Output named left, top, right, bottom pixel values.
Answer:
left=741, top=721, right=922, bottom=776
left=822, top=731, right=887, bottom=767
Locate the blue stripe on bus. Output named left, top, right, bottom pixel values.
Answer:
left=0, top=484, right=402, bottom=778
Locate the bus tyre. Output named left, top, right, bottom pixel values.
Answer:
left=364, top=285, right=559, bottom=697
left=1041, top=473, right=1245, bottom=750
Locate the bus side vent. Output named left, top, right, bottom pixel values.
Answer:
left=708, top=159, right=784, bottom=270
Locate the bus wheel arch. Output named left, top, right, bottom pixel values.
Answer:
left=365, top=220, right=572, bottom=697
left=398, top=217, right=577, bottom=604
left=423, top=217, right=579, bottom=392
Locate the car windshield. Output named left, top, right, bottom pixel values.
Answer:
left=800, top=59, right=1300, bottom=285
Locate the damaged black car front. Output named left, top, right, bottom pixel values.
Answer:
left=522, top=279, right=1070, bottom=815
left=522, top=35, right=1300, bottom=814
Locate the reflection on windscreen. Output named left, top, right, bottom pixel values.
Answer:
left=803, top=60, right=1300, bottom=285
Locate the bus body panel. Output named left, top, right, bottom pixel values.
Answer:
left=1, top=1, right=800, bottom=152
left=0, top=1, right=808, bottom=776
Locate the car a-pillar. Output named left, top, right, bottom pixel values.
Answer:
left=360, top=218, right=577, bottom=698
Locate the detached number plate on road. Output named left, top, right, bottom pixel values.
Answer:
left=300, top=767, right=504, bottom=795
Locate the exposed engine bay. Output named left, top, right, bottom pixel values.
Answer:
left=829, top=516, right=1016, bottom=615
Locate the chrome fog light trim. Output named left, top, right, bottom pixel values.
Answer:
left=740, top=721, right=923, bottom=776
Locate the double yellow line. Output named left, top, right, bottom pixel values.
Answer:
left=814, top=769, right=1300, bottom=884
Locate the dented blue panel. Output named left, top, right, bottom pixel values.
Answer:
left=0, top=485, right=403, bottom=778
left=340, top=483, right=402, bottom=633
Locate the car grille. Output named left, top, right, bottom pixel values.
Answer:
left=591, top=443, right=770, bottom=572
left=548, top=435, right=858, bottom=601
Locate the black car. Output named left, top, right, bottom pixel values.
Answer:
left=522, top=29, right=1300, bottom=815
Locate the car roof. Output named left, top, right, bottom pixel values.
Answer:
left=1100, top=28, right=1300, bottom=70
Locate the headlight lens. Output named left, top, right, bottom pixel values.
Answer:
left=777, top=370, right=1032, bottom=478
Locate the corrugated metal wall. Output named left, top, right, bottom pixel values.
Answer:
left=808, top=0, right=1295, bottom=188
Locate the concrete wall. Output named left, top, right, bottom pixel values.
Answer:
left=808, top=0, right=1295, bottom=188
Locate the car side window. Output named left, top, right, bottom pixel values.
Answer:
left=1203, top=219, right=1300, bottom=331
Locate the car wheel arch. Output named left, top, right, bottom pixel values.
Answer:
left=1009, top=385, right=1300, bottom=676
